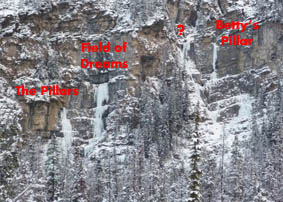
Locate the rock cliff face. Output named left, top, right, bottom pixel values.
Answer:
left=1, top=0, right=283, bottom=201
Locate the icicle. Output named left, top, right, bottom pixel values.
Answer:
left=211, top=43, right=218, bottom=80
left=85, top=83, right=109, bottom=157
left=61, top=108, right=73, bottom=156
left=94, top=83, right=109, bottom=138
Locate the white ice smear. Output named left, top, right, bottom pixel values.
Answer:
left=202, top=94, right=254, bottom=162
left=179, top=33, right=254, bottom=164
left=61, top=108, right=73, bottom=156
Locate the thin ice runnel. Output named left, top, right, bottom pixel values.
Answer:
left=181, top=34, right=203, bottom=106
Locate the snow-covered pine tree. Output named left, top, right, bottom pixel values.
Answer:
left=45, top=135, right=63, bottom=202
left=252, top=188, right=273, bottom=202
left=167, top=161, right=189, bottom=202
left=60, top=148, right=74, bottom=201
left=200, top=148, right=217, bottom=202
left=227, top=135, right=244, bottom=202
left=119, top=147, right=134, bottom=202
left=262, top=149, right=278, bottom=201
left=70, top=147, right=88, bottom=202
left=270, top=96, right=283, bottom=201
left=86, top=158, right=103, bottom=202
left=137, top=148, right=146, bottom=202
left=188, top=104, right=202, bottom=202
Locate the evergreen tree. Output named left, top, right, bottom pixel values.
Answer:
left=200, top=149, right=217, bottom=202
left=188, top=104, right=202, bottom=202
left=86, top=158, right=103, bottom=202
left=227, top=136, right=244, bottom=202
left=71, top=147, right=88, bottom=202
left=45, top=135, right=63, bottom=202
left=168, top=165, right=188, bottom=202
left=262, top=149, right=278, bottom=201
left=252, top=188, right=273, bottom=202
